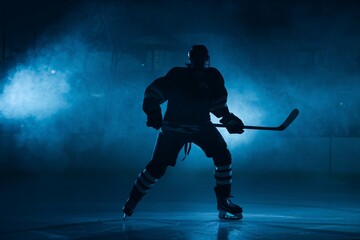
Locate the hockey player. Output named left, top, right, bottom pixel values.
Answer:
left=123, top=45, right=245, bottom=220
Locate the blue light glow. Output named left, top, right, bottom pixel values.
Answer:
left=0, top=67, right=70, bottom=120
left=0, top=2, right=359, bottom=173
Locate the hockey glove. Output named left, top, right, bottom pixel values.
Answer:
left=220, top=113, right=244, bottom=134
left=146, top=110, right=162, bottom=130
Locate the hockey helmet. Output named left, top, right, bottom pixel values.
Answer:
left=188, top=45, right=210, bottom=67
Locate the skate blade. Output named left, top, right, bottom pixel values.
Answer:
left=123, top=213, right=128, bottom=221
left=218, top=211, right=243, bottom=220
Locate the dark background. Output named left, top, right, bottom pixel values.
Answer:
left=0, top=0, right=359, bottom=173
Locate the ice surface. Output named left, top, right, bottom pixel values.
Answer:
left=1, top=170, right=360, bottom=239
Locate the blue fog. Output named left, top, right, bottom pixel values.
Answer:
left=0, top=2, right=359, bottom=173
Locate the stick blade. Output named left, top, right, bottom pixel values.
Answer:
left=279, top=108, right=299, bottom=130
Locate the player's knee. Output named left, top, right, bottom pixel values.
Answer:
left=213, top=148, right=232, bottom=166
left=145, top=159, right=168, bottom=179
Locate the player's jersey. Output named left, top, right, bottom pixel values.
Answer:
left=143, top=67, right=230, bottom=130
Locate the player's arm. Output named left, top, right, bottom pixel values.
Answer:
left=210, top=69, right=244, bottom=134
left=210, top=68, right=231, bottom=118
left=142, top=68, right=175, bottom=129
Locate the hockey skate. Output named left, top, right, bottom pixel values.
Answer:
left=122, top=197, right=138, bottom=220
left=214, top=185, right=243, bottom=220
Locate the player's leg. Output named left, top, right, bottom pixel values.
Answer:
left=194, top=125, right=243, bottom=220
left=123, top=132, right=185, bottom=218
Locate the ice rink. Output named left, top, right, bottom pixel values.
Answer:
left=1, top=170, right=359, bottom=240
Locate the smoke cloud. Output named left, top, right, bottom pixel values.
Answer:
left=0, top=1, right=359, bottom=173
left=0, top=67, right=70, bottom=120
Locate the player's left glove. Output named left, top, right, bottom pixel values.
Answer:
left=220, top=113, right=245, bottom=134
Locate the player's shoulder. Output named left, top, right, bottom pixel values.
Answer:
left=168, top=66, right=188, bottom=73
left=207, top=67, right=222, bottom=75
left=165, top=67, right=187, bottom=77
left=207, top=67, right=222, bottom=79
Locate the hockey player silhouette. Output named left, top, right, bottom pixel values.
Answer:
left=123, top=45, right=245, bottom=220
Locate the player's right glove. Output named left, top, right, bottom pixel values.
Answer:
left=220, top=113, right=245, bottom=134
left=146, top=110, right=162, bottom=130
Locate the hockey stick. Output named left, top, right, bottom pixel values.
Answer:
left=213, top=108, right=299, bottom=131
